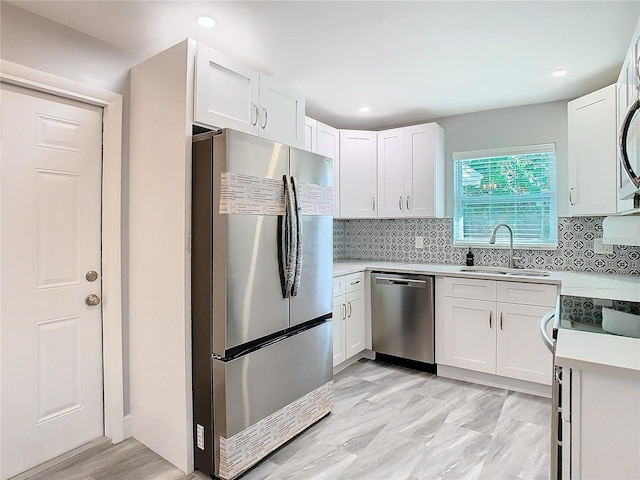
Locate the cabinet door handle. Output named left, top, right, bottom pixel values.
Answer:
left=251, top=103, right=259, bottom=126
left=500, top=312, right=503, bottom=330
left=348, top=301, right=352, bottom=318
left=489, top=310, right=493, bottom=328
left=399, top=196, right=403, bottom=210
left=261, top=106, right=268, bottom=129
left=372, top=197, right=376, bottom=211
left=342, top=304, right=346, bottom=320
left=406, top=196, right=410, bottom=211
left=569, top=187, right=574, bottom=206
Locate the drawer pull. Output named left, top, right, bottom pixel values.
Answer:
left=350, top=280, right=360, bottom=285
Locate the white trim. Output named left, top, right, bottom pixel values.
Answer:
left=452, top=142, right=557, bottom=161
left=437, top=364, right=552, bottom=398
left=0, top=60, right=125, bottom=444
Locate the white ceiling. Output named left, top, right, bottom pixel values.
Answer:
left=8, top=1, right=640, bottom=129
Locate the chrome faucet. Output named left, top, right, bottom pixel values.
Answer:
left=489, top=224, right=519, bottom=269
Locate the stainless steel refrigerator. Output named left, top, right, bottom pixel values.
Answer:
left=191, top=129, right=334, bottom=480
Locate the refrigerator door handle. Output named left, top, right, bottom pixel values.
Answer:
left=281, top=175, right=297, bottom=297
left=290, top=176, right=303, bottom=296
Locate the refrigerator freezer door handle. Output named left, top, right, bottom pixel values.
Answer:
left=290, top=176, right=303, bottom=296
left=277, top=212, right=288, bottom=298
left=282, top=175, right=297, bottom=297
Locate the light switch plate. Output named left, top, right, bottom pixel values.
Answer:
left=415, top=236, right=424, bottom=249
left=594, top=237, right=613, bottom=255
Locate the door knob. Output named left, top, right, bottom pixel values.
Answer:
left=85, top=294, right=101, bottom=306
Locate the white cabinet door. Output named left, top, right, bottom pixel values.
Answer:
left=317, top=122, right=341, bottom=218
left=567, top=84, right=617, bottom=215
left=304, top=116, right=317, bottom=152
left=404, top=123, right=444, bottom=217
left=344, top=290, right=365, bottom=359
left=258, top=75, right=305, bottom=148
left=572, top=368, right=640, bottom=479
left=194, top=43, right=259, bottom=135
left=441, top=296, right=496, bottom=374
left=340, top=130, right=378, bottom=218
left=496, top=303, right=553, bottom=385
left=332, top=296, right=346, bottom=367
left=377, top=128, right=405, bottom=218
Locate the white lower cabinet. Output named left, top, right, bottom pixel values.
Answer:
left=438, top=277, right=556, bottom=385
left=563, top=368, right=640, bottom=479
left=332, top=296, right=346, bottom=366
left=441, top=296, right=496, bottom=374
left=332, top=272, right=365, bottom=367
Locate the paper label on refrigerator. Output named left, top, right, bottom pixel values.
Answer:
left=219, top=173, right=333, bottom=216
left=219, top=172, right=285, bottom=215
left=217, top=381, right=334, bottom=480
left=298, top=183, right=333, bottom=216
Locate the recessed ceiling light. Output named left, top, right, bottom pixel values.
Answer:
left=552, top=69, right=567, bottom=77
left=359, top=106, right=371, bottom=113
left=196, top=16, right=216, bottom=28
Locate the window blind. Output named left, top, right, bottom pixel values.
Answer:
left=453, top=144, right=558, bottom=248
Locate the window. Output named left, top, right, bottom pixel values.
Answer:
left=453, top=144, right=557, bottom=248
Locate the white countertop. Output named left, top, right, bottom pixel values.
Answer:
left=334, top=260, right=640, bottom=373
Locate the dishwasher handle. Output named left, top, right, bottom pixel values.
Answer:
left=375, top=276, right=427, bottom=288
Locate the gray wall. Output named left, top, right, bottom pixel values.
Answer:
left=431, top=100, right=569, bottom=217
left=1, top=1, right=144, bottom=415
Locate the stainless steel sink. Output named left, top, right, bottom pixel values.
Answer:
left=459, top=266, right=550, bottom=277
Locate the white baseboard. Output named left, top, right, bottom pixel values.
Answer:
left=437, top=365, right=551, bottom=398
left=333, top=350, right=375, bottom=375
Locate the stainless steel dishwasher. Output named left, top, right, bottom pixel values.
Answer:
left=371, top=272, right=435, bottom=365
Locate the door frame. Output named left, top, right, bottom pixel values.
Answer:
left=0, top=60, right=125, bottom=444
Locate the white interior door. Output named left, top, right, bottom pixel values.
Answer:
left=0, top=84, right=104, bottom=479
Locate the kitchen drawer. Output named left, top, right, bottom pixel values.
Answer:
left=333, top=275, right=346, bottom=297
left=442, top=277, right=496, bottom=301
left=345, top=272, right=365, bottom=293
left=497, top=281, right=557, bottom=307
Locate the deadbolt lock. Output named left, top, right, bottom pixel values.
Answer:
left=86, top=271, right=99, bottom=282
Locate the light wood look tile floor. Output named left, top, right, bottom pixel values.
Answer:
left=29, top=360, right=550, bottom=480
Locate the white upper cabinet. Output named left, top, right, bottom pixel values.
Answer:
left=340, top=130, right=378, bottom=218
left=404, top=123, right=444, bottom=217
left=259, top=75, right=305, bottom=147
left=377, top=128, right=405, bottom=217
left=304, top=116, right=317, bottom=152
left=316, top=122, right=341, bottom=218
left=195, top=43, right=304, bottom=148
left=377, top=123, right=445, bottom=218
left=567, top=84, right=618, bottom=216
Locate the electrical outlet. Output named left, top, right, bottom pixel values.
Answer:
left=415, top=236, right=424, bottom=249
left=594, top=237, right=613, bottom=255
left=197, top=424, right=205, bottom=450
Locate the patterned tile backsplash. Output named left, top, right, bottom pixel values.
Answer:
left=333, top=217, right=640, bottom=275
